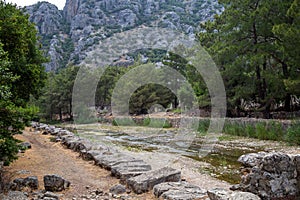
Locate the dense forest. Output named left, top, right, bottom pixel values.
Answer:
left=0, top=0, right=300, bottom=165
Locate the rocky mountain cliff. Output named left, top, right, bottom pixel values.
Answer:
left=26, top=0, right=222, bottom=71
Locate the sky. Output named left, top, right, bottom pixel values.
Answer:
left=7, top=0, right=66, bottom=10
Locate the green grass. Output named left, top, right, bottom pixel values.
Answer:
left=285, top=122, right=300, bottom=145
left=143, top=117, right=172, bottom=128
left=112, top=118, right=137, bottom=126
left=112, top=117, right=172, bottom=128
left=197, top=119, right=210, bottom=133
left=219, top=120, right=300, bottom=144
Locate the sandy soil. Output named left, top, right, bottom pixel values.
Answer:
left=4, top=128, right=155, bottom=199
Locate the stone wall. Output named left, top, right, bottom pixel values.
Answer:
left=235, top=152, right=300, bottom=199
left=103, top=116, right=294, bottom=131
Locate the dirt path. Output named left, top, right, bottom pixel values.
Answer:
left=4, top=128, right=155, bottom=199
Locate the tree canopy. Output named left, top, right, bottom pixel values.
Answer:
left=0, top=1, right=46, bottom=165
left=198, top=0, right=300, bottom=117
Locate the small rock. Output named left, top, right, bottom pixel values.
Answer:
left=109, top=184, right=126, bottom=195
left=20, top=142, right=32, bottom=149
left=43, top=191, right=62, bottom=200
left=44, top=174, right=70, bottom=192
left=0, top=191, right=28, bottom=200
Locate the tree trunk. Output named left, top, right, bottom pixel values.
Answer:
left=59, top=108, right=62, bottom=122
left=69, top=100, right=73, bottom=120
left=285, top=94, right=291, bottom=112
left=282, top=62, right=291, bottom=112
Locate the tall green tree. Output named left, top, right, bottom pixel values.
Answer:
left=36, top=66, right=79, bottom=121
left=0, top=1, right=46, bottom=165
left=199, top=0, right=300, bottom=117
left=0, top=1, right=46, bottom=106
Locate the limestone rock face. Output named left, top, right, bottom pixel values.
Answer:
left=26, top=2, right=63, bottom=35
left=25, top=0, right=222, bottom=70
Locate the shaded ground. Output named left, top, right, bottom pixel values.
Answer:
left=4, top=128, right=155, bottom=199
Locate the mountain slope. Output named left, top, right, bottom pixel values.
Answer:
left=26, top=0, right=222, bottom=71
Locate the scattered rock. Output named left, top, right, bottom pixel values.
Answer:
left=43, top=191, right=63, bottom=200
left=0, top=191, right=28, bottom=200
left=127, top=167, right=181, bottom=194
left=109, top=184, right=126, bottom=195
left=23, top=176, right=39, bottom=190
left=44, top=174, right=70, bottom=192
left=11, top=176, right=38, bottom=191
left=19, top=142, right=32, bottom=149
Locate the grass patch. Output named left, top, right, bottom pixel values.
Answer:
left=112, top=117, right=172, bottom=128
left=197, top=119, right=210, bottom=133
left=216, top=120, right=300, bottom=144
left=285, top=122, right=300, bottom=145
left=112, top=118, right=137, bottom=126
left=143, top=117, right=172, bottom=128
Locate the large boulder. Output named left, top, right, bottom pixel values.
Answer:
left=126, top=167, right=181, bottom=194
left=0, top=191, right=28, bottom=200
left=111, top=160, right=152, bottom=182
left=44, top=175, right=70, bottom=192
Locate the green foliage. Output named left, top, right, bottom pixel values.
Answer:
left=199, top=0, right=300, bottom=117
left=0, top=1, right=46, bottom=165
left=0, top=1, right=47, bottom=106
left=34, top=65, right=79, bottom=121
left=0, top=101, right=38, bottom=165
left=286, top=121, right=300, bottom=145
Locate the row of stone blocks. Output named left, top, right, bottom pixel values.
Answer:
left=31, top=123, right=188, bottom=197
left=32, top=122, right=263, bottom=200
